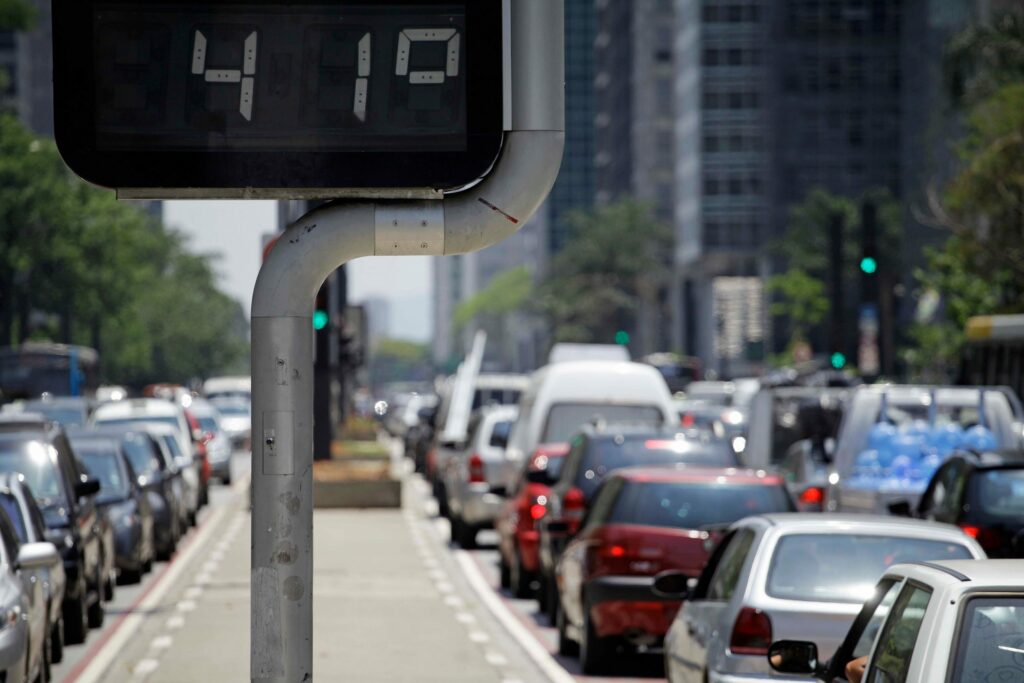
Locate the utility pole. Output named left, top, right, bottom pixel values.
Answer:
left=828, top=213, right=847, bottom=370
left=859, top=200, right=881, bottom=379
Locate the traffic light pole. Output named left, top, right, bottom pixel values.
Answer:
left=249, top=2, right=564, bottom=680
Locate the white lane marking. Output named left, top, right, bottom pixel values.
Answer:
left=454, top=550, right=577, bottom=683
left=469, top=630, right=490, bottom=643
left=435, top=581, right=454, bottom=593
left=150, top=635, right=173, bottom=650
left=485, top=651, right=509, bottom=667
left=184, top=586, right=204, bottom=599
left=177, top=600, right=197, bottom=612
left=70, top=502, right=238, bottom=683
left=428, top=569, right=446, bottom=581
left=202, top=561, right=219, bottom=573
left=455, top=611, right=476, bottom=624
left=165, top=616, right=185, bottom=630
left=444, top=595, right=464, bottom=608
left=132, top=659, right=159, bottom=676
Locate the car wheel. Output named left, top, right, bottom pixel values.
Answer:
left=104, top=573, right=115, bottom=602
left=222, top=472, right=232, bottom=486
left=580, top=596, right=612, bottom=675
left=87, top=595, right=105, bottom=629
left=544, top=573, right=560, bottom=625
left=42, top=626, right=52, bottom=682
left=63, top=591, right=87, bottom=645
left=556, top=601, right=578, bottom=657
left=498, top=551, right=511, bottom=590
left=120, top=567, right=142, bottom=585
left=453, top=517, right=477, bottom=549
left=536, top=572, right=549, bottom=613
left=50, top=614, right=64, bottom=664
left=511, top=552, right=532, bottom=600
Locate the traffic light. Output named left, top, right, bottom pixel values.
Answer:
left=861, top=202, right=878, bottom=277
left=615, top=330, right=631, bottom=346
left=830, top=352, right=847, bottom=370
left=860, top=256, right=878, bottom=275
left=313, top=286, right=329, bottom=331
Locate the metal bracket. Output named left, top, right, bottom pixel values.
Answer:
left=374, top=202, right=445, bottom=256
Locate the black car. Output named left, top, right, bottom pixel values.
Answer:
left=89, top=427, right=183, bottom=561
left=0, top=426, right=105, bottom=644
left=70, top=434, right=155, bottom=584
left=536, top=424, right=740, bottom=623
left=894, top=449, right=1024, bottom=557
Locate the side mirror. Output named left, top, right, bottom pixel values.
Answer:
left=17, top=542, right=59, bottom=570
left=767, top=640, right=819, bottom=675
left=652, top=570, right=693, bottom=599
left=526, top=470, right=553, bottom=485
left=545, top=520, right=570, bottom=535
left=75, top=478, right=101, bottom=498
left=888, top=500, right=913, bottom=517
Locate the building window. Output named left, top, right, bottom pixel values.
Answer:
left=703, top=48, right=719, bottom=66
left=704, top=178, right=721, bottom=196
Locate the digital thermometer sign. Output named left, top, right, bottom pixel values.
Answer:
left=54, top=1, right=504, bottom=193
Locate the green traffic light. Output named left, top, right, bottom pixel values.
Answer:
left=614, top=330, right=630, bottom=346
left=860, top=256, right=878, bottom=275
left=830, top=352, right=847, bottom=370
left=313, top=310, right=329, bottom=331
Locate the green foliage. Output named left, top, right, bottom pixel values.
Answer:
left=0, top=0, right=35, bottom=30
left=0, top=115, right=248, bottom=386
left=945, top=9, right=1024, bottom=106
left=766, top=268, right=828, bottom=343
left=369, top=338, right=432, bottom=387
left=537, top=200, right=672, bottom=345
left=453, top=266, right=532, bottom=331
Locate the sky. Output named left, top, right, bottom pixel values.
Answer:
left=163, top=201, right=432, bottom=342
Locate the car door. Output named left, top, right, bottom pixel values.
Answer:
left=57, top=436, right=100, bottom=584
left=0, top=508, right=44, bottom=671
left=672, top=528, right=756, bottom=683
left=864, top=582, right=933, bottom=683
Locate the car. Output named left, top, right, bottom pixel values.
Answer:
left=92, top=401, right=201, bottom=527
left=444, top=404, right=518, bottom=549
left=144, top=423, right=198, bottom=530
left=891, top=448, right=1024, bottom=557
left=0, top=429, right=105, bottom=645
left=537, top=425, right=739, bottom=621
left=182, top=408, right=211, bottom=506
left=769, top=559, right=1024, bottom=683
left=202, top=376, right=251, bottom=403
left=497, top=442, right=570, bottom=598
left=0, top=474, right=67, bottom=666
left=92, top=427, right=184, bottom=560
left=188, top=398, right=233, bottom=485
left=17, top=396, right=93, bottom=428
left=0, top=502, right=60, bottom=683
left=209, top=396, right=251, bottom=452
left=69, top=434, right=155, bottom=584
left=660, top=513, right=986, bottom=683
left=554, top=467, right=795, bottom=674
left=502, top=360, right=679, bottom=494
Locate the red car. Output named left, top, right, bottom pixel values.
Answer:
left=553, top=466, right=794, bottom=674
left=496, top=443, right=569, bottom=597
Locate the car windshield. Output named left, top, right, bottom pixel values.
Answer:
left=973, top=469, right=1024, bottom=520
left=766, top=534, right=973, bottom=603
left=610, top=480, right=793, bottom=529
left=951, top=597, right=1024, bottom=681
left=543, top=404, right=664, bottom=443
left=162, top=435, right=183, bottom=458
left=120, top=434, right=163, bottom=479
left=576, top=436, right=738, bottom=496
left=23, top=403, right=86, bottom=427
left=211, top=401, right=249, bottom=417
left=0, top=493, right=27, bottom=542
left=96, top=416, right=181, bottom=432
left=198, top=417, right=218, bottom=433
left=75, top=443, right=130, bottom=502
left=0, top=442, right=65, bottom=507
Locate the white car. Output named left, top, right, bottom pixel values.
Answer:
left=209, top=397, right=251, bottom=452
left=188, top=399, right=233, bottom=484
left=769, top=559, right=1024, bottom=683
left=661, top=514, right=985, bottom=683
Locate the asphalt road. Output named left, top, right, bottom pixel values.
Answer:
left=51, top=450, right=251, bottom=683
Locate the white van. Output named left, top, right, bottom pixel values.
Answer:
left=503, top=360, right=677, bottom=487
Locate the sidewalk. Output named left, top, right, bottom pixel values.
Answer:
left=99, top=487, right=543, bottom=682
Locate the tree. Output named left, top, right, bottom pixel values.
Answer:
left=368, top=338, right=432, bottom=387
left=536, top=200, right=672, bottom=347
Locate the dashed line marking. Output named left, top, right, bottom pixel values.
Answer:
left=455, top=612, right=476, bottom=624
left=132, top=659, right=159, bottom=676
left=150, top=635, right=173, bottom=650
left=444, top=595, right=464, bottom=607
left=485, top=652, right=509, bottom=667
left=165, top=616, right=185, bottom=630
left=469, top=630, right=490, bottom=643
left=177, top=600, right=197, bottom=612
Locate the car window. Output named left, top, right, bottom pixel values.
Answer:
left=609, top=481, right=793, bottom=530
left=78, top=447, right=131, bottom=502
left=935, top=461, right=966, bottom=521
left=766, top=534, right=971, bottom=603
left=950, top=597, right=1024, bottom=681
left=558, top=436, right=586, bottom=487
left=867, top=584, right=932, bottom=683
left=852, top=580, right=904, bottom=659
left=0, top=508, right=19, bottom=567
left=0, top=441, right=66, bottom=507
left=0, top=493, right=27, bottom=542
left=581, top=478, right=625, bottom=532
left=23, top=489, right=47, bottom=542
left=542, top=404, right=664, bottom=443
left=971, top=468, right=1024, bottom=520
left=489, top=420, right=513, bottom=448
left=919, top=463, right=948, bottom=517
left=121, top=434, right=163, bottom=479
left=707, top=528, right=755, bottom=601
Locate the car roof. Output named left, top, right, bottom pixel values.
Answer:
left=93, top=398, right=181, bottom=419
left=753, top=513, right=977, bottom=538
left=579, top=424, right=689, bottom=439
left=474, top=374, right=530, bottom=390
left=886, top=559, right=1024, bottom=588
left=610, top=466, right=783, bottom=485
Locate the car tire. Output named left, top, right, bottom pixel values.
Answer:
left=120, top=567, right=142, bottom=584
left=511, top=552, right=532, bottom=599
left=63, top=588, right=87, bottom=646
left=580, top=596, right=612, bottom=675
left=104, top=573, right=115, bottom=602
left=536, top=572, right=549, bottom=612
left=544, top=573, right=560, bottom=625
left=87, top=595, right=104, bottom=629
left=42, top=627, right=52, bottom=682
left=498, top=552, right=511, bottom=590
left=453, top=517, right=477, bottom=549
left=556, top=602, right=578, bottom=657
left=50, top=614, right=64, bottom=664
left=222, top=472, right=232, bottom=486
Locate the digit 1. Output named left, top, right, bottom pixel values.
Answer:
left=355, top=33, right=370, bottom=122
left=395, top=28, right=460, bottom=84
left=191, top=29, right=258, bottom=121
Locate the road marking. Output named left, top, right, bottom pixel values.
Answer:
left=64, top=489, right=241, bottom=683
left=455, top=611, right=476, bottom=624
left=444, top=595, right=464, bottom=608
left=165, top=616, right=185, bottom=630
left=436, top=581, right=454, bottom=593
left=177, top=600, right=197, bottom=612
left=485, top=651, right=509, bottom=667
left=454, top=550, right=577, bottom=683
left=469, top=630, right=491, bottom=643
left=132, top=659, right=159, bottom=676
left=184, top=586, right=204, bottom=600
left=150, top=635, right=173, bottom=650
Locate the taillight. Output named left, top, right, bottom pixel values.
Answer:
left=468, top=454, right=486, bottom=483
left=961, top=524, right=980, bottom=539
left=799, top=486, right=824, bottom=506
left=960, top=523, right=1007, bottom=550
left=529, top=501, right=547, bottom=521
left=729, top=607, right=772, bottom=655
left=563, top=487, right=586, bottom=520
left=603, top=544, right=626, bottom=558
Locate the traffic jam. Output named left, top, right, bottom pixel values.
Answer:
left=0, top=379, right=250, bottom=683
left=385, top=342, right=1024, bottom=682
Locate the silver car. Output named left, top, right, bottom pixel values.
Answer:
left=445, top=405, right=518, bottom=549
left=662, top=514, right=986, bottom=683
left=188, top=399, right=233, bottom=485
left=0, top=502, right=59, bottom=683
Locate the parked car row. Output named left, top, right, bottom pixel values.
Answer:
left=398, top=349, right=1024, bottom=679
left=0, top=385, right=246, bottom=681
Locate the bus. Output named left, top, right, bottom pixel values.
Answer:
left=0, top=342, right=99, bottom=400
left=961, top=314, right=1024, bottom=400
